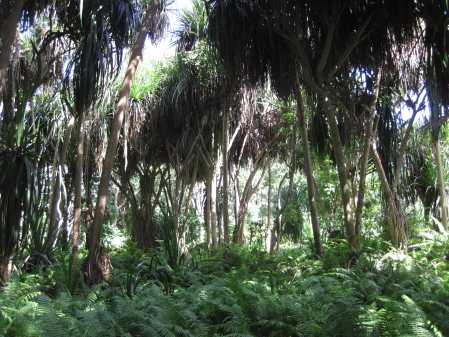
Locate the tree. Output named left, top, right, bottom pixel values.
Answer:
left=86, top=1, right=169, bottom=284
left=207, top=0, right=421, bottom=251
left=422, top=0, right=449, bottom=230
left=295, top=85, right=322, bottom=256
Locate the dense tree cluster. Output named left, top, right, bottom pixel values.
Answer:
left=0, top=1, right=449, bottom=335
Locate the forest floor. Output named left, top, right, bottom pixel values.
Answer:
left=1, top=235, right=449, bottom=337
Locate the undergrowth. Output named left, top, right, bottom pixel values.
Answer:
left=1, top=236, right=449, bottom=337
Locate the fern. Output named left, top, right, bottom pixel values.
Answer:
left=1, top=243, right=448, bottom=337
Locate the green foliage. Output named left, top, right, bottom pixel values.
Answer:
left=130, top=65, right=164, bottom=100
left=1, top=239, right=449, bottom=337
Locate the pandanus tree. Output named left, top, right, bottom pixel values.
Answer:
left=54, top=0, right=148, bottom=285
left=0, top=0, right=149, bottom=284
left=371, top=0, right=449, bottom=234
left=207, top=0, right=422, bottom=252
left=174, top=0, right=286, bottom=246
left=420, top=0, right=449, bottom=230
left=228, top=85, right=284, bottom=244
left=175, top=0, right=232, bottom=245
left=128, top=49, right=227, bottom=251
left=119, top=6, right=283, bottom=249
left=0, top=17, right=68, bottom=282
left=105, top=10, right=230, bottom=253
left=85, top=0, right=169, bottom=285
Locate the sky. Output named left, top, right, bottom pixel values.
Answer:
left=143, top=0, right=193, bottom=64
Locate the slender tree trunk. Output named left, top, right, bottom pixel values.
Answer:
left=47, top=117, right=75, bottom=252
left=295, top=86, right=322, bottom=256
left=0, top=0, right=24, bottom=94
left=47, top=145, right=62, bottom=251
left=47, top=157, right=63, bottom=251
left=372, top=144, right=406, bottom=247
left=172, top=186, right=182, bottom=253
left=323, top=100, right=357, bottom=251
left=355, top=69, right=382, bottom=236
left=179, top=162, right=198, bottom=250
left=222, top=109, right=230, bottom=243
left=233, top=160, right=267, bottom=244
left=210, top=170, right=218, bottom=248
left=217, top=200, right=223, bottom=244
left=269, top=123, right=296, bottom=254
left=143, top=181, right=153, bottom=249
left=234, top=202, right=247, bottom=244
left=70, top=115, right=85, bottom=282
left=139, top=170, right=157, bottom=249
left=84, top=130, right=95, bottom=242
left=59, top=187, right=71, bottom=251
left=354, top=128, right=373, bottom=237
left=427, top=52, right=448, bottom=231
left=205, top=178, right=212, bottom=247
left=269, top=174, right=287, bottom=254
left=266, top=162, right=273, bottom=252
left=274, top=210, right=283, bottom=252
left=432, top=135, right=448, bottom=230
left=233, top=173, right=240, bottom=230
left=88, top=11, right=152, bottom=280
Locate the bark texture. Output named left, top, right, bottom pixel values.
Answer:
left=295, top=86, right=322, bottom=256
left=432, top=136, right=448, bottom=230
left=210, top=170, right=218, bottom=247
left=70, top=116, right=85, bottom=283
left=222, top=109, right=230, bottom=243
left=323, top=100, right=357, bottom=251
left=372, top=144, right=407, bottom=247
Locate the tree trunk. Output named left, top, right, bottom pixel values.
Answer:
left=355, top=69, right=382, bottom=236
left=234, top=202, right=247, bottom=244
left=233, top=173, right=240, bottom=230
left=47, top=153, right=62, bottom=252
left=269, top=174, right=287, bottom=254
left=210, top=170, right=218, bottom=248
left=58, top=187, right=71, bottom=251
left=372, top=144, right=407, bottom=247
left=47, top=117, right=75, bottom=252
left=233, top=160, right=267, bottom=244
left=139, top=171, right=157, bottom=249
left=0, top=0, right=24, bottom=94
left=70, top=115, right=84, bottom=283
left=217, top=201, right=223, bottom=244
left=427, top=51, right=448, bottom=231
left=84, top=130, right=95, bottom=243
left=266, top=162, right=273, bottom=252
left=354, top=128, right=373, bottom=237
left=432, top=135, right=448, bottom=230
left=0, top=255, right=12, bottom=285
left=179, top=162, right=198, bottom=251
left=205, top=178, right=212, bottom=247
left=87, top=10, right=151, bottom=282
left=222, top=109, right=230, bottom=243
left=323, top=100, right=358, bottom=252
left=295, top=87, right=322, bottom=256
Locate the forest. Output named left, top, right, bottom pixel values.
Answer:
left=1, top=0, right=449, bottom=336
